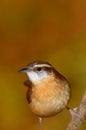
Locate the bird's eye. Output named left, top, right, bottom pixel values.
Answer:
left=37, top=67, right=42, bottom=71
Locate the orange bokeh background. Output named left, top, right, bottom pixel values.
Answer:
left=0, top=0, right=86, bottom=130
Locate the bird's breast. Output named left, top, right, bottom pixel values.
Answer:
left=29, top=76, right=70, bottom=117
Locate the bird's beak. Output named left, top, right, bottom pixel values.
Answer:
left=19, top=68, right=28, bottom=73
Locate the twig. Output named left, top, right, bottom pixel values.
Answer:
left=66, top=90, right=86, bottom=130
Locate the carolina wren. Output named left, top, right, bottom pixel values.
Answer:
left=19, top=61, right=71, bottom=130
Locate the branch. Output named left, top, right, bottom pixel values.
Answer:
left=66, top=90, right=86, bottom=130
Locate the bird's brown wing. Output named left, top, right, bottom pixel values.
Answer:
left=24, top=80, right=32, bottom=104
left=24, top=80, right=32, bottom=87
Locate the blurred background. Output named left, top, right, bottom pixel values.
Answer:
left=0, top=0, right=86, bottom=130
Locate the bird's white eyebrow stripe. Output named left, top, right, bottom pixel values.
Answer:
left=34, top=64, right=52, bottom=68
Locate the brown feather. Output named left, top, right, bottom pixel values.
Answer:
left=24, top=80, right=32, bottom=104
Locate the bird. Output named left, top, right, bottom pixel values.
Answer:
left=19, top=61, right=71, bottom=130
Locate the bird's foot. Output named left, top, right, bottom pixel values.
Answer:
left=69, top=107, right=85, bottom=122
left=39, top=117, right=43, bottom=130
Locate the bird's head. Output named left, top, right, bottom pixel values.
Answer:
left=19, top=61, right=54, bottom=83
